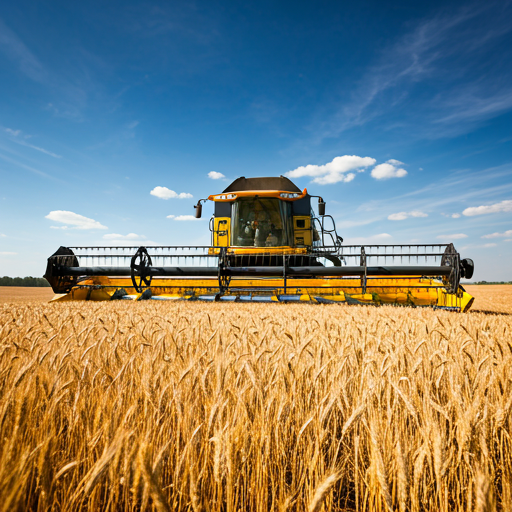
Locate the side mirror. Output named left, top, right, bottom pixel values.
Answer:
left=194, top=202, right=202, bottom=218
left=318, top=198, right=326, bottom=216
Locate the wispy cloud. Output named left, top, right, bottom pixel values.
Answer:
left=4, top=128, right=62, bottom=158
left=0, top=19, right=108, bottom=121
left=482, top=229, right=512, bottom=239
left=463, top=200, right=512, bottom=216
left=103, top=233, right=144, bottom=241
left=14, top=139, right=61, bottom=158
left=433, top=89, right=512, bottom=126
left=437, top=233, right=468, bottom=240
left=46, top=210, right=108, bottom=230
left=461, top=242, right=498, bottom=249
left=336, top=217, right=382, bottom=229
left=356, top=166, right=512, bottom=216
left=388, top=211, right=427, bottom=221
left=150, top=186, right=193, bottom=199
left=0, top=18, right=47, bottom=83
left=0, top=152, right=54, bottom=179
left=314, top=3, right=512, bottom=141
left=343, top=233, right=392, bottom=245
left=166, top=214, right=202, bottom=221
left=286, top=155, right=376, bottom=185
left=0, top=251, right=17, bottom=256
left=101, top=232, right=159, bottom=245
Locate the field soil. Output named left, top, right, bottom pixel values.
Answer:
left=0, top=284, right=511, bottom=511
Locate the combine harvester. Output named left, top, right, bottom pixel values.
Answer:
left=44, top=176, right=475, bottom=311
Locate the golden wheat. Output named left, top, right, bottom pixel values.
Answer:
left=0, top=294, right=511, bottom=511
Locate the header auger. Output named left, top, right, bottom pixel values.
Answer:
left=44, top=176, right=475, bottom=311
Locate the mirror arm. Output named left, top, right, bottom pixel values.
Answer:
left=309, top=195, right=326, bottom=216
left=194, top=198, right=208, bottom=219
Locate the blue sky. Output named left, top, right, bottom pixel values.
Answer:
left=0, top=0, right=511, bottom=281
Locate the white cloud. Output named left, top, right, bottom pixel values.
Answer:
left=388, top=210, right=428, bottom=221
left=286, top=155, right=376, bottom=185
left=127, top=121, right=139, bottom=129
left=150, top=186, right=193, bottom=199
left=451, top=213, right=461, bottom=218
left=371, top=160, right=408, bottom=180
left=103, top=233, right=145, bottom=241
left=0, top=233, right=5, bottom=237
left=436, top=233, right=468, bottom=240
left=45, top=210, right=108, bottom=230
left=481, top=229, right=512, bottom=239
left=462, top=200, right=512, bottom=216
left=483, top=243, right=497, bottom=248
left=388, top=213, right=408, bottom=221
left=505, top=239, right=512, bottom=242
left=208, top=171, right=225, bottom=180
left=167, top=215, right=202, bottom=221
left=0, top=251, right=17, bottom=255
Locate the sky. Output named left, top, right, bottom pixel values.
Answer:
left=0, top=0, right=511, bottom=281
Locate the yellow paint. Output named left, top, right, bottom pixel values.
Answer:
left=213, top=217, right=230, bottom=247
left=209, top=246, right=309, bottom=255
left=293, top=215, right=312, bottom=247
left=51, top=274, right=474, bottom=311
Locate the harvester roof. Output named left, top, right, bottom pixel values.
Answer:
left=223, top=176, right=301, bottom=194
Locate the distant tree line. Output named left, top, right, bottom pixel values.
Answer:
left=468, top=281, right=512, bottom=285
left=0, top=276, right=50, bottom=287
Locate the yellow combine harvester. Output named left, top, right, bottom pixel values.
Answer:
left=44, top=176, right=475, bottom=311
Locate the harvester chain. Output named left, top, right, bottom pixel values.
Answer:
left=218, top=247, right=231, bottom=295
left=130, top=246, right=153, bottom=293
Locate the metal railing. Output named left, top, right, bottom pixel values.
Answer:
left=45, top=243, right=462, bottom=295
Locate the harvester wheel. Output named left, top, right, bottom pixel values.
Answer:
left=130, top=246, right=153, bottom=293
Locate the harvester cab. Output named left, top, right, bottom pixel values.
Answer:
left=195, top=176, right=342, bottom=265
left=44, top=175, right=475, bottom=311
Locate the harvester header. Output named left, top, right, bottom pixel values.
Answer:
left=44, top=175, right=475, bottom=311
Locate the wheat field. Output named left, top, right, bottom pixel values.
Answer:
left=0, top=289, right=511, bottom=511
